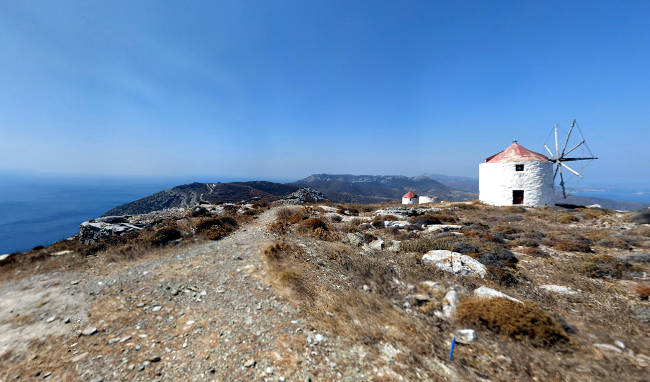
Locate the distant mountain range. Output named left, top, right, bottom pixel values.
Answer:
left=102, top=174, right=648, bottom=216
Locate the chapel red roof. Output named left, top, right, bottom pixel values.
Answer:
left=485, top=142, right=549, bottom=163
left=403, top=191, right=417, bottom=198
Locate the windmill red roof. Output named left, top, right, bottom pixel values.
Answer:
left=403, top=191, right=417, bottom=198
left=485, top=142, right=549, bottom=163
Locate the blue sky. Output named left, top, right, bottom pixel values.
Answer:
left=1, top=1, right=649, bottom=187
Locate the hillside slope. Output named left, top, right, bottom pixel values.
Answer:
left=293, top=174, right=474, bottom=203
left=102, top=182, right=297, bottom=216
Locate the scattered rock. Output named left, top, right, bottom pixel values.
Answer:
left=441, top=289, right=459, bottom=319
left=243, top=359, right=256, bottom=368
left=149, top=356, right=161, bottom=362
left=71, top=352, right=88, bottom=362
left=81, top=327, right=98, bottom=336
left=368, top=239, right=385, bottom=251
left=308, top=333, right=327, bottom=346
left=383, top=220, right=411, bottom=229
left=277, top=188, right=327, bottom=204
left=45, top=316, right=56, bottom=323
left=455, top=329, right=478, bottom=344
left=619, top=253, right=650, bottom=263
left=473, top=286, right=523, bottom=304
left=614, top=340, right=626, bottom=350
left=51, top=250, right=73, bottom=256
left=347, top=232, right=364, bottom=247
left=388, top=240, right=401, bottom=252
left=540, top=284, right=579, bottom=295
left=632, top=306, right=650, bottom=323
left=422, top=250, right=487, bottom=278
left=405, top=294, right=431, bottom=306
left=424, top=224, right=462, bottom=233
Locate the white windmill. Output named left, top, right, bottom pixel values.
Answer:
left=543, top=119, right=598, bottom=199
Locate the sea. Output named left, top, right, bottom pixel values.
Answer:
left=0, top=172, right=247, bottom=254
left=1, top=173, right=648, bottom=254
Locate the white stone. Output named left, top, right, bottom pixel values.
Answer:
left=441, top=289, right=459, bottom=319
left=479, top=160, right=554, bottom=207
left=51, top=250, right=73, bottom=256
left=424, top=224, right=462, bottom=233
left=473, top=286, right=523, bottom=304
left=347, top=232, right=364, bottom=247
left=422, top=250, right=487, bottom=278
left=594, top=343, right=623, bottom=354
left=368, top=239, right=385, bottom=251
left=383, top=220, right=410, bottom=228
left=455, top=329, right=478, bottom=344
left=540, top=284, right=579, bottom=295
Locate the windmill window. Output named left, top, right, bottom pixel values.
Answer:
left=515, top=164, right=524, bottom=171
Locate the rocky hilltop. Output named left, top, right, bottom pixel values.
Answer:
left=103, top=181, right=298, bottom=216
left=102, top=175, right=476, bottom=217
left=1, top=198, right=649, bottom=380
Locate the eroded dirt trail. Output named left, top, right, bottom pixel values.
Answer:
left=1, top=208, right=375, bottom=381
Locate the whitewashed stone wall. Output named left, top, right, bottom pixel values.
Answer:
left=402, top=197, right=418, bottom=205
left=418, top=196, right=435, bottom=204
left=479, top=161, right=554, bottom=206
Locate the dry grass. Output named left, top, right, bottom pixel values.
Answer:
left=456, top=297, right=569, bottom=347
left=558, top=214, right=580, bottom=224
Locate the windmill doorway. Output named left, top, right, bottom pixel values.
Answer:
left=512, top=190, right=524, bottom=205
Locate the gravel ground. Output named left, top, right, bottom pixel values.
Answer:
left=0, top=207, right=392, bottom=381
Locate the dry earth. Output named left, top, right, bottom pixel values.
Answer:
left=1, top=207, right=409, bottom=381
left=1, top=203, right=649, bottom=381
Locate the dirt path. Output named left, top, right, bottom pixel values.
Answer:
left=0, top=208, right=375, bottom=381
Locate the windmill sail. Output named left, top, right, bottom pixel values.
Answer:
left=544, top=119, right=597, bottom=199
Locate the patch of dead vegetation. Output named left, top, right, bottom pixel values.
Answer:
left=456, top=297, right=569, bottom=347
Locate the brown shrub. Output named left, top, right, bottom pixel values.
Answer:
left=456, top=297, right=569, bottom=346
left=300, top=217, right=328, bottom=231
left=205, top=226, right=229, bottom=240
left=400, top=237, right=456, bottom=253
left=264, top=241, right=303, bottom=262
left=635, top=285, right=650, bottom=300
left=582, top=255, right=633, bottom=279
left=546, top=232, right=592, bottom=253
left=194, top=216, right=238, bottom=240
left=329, top=214, right=343, bottom=223
left=581, top=208, right=609, bottom=219
left=148, top=225, right=181, bottom=246
left=491, top=224, right=523, bottom=236
left=558, top=214, right=580, bottom=224
left=505, top=206, right=526, bottom=213
left=521, top=246, right=548, bottom=258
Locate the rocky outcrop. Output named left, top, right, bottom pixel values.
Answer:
left=277, top=188, right=327, bottom=204
left=80, top=208, right=187, bottom=244
left=422, top=250, right=487, bottom=278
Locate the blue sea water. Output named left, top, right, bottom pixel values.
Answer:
left=0, top=173, right=245, bottom=254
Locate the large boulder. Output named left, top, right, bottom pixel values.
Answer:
left=631, top=210, right=650, bottom=224
left=79, top=217, right=142, bottom=244
left=422, top=250, right=487, bottom=278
